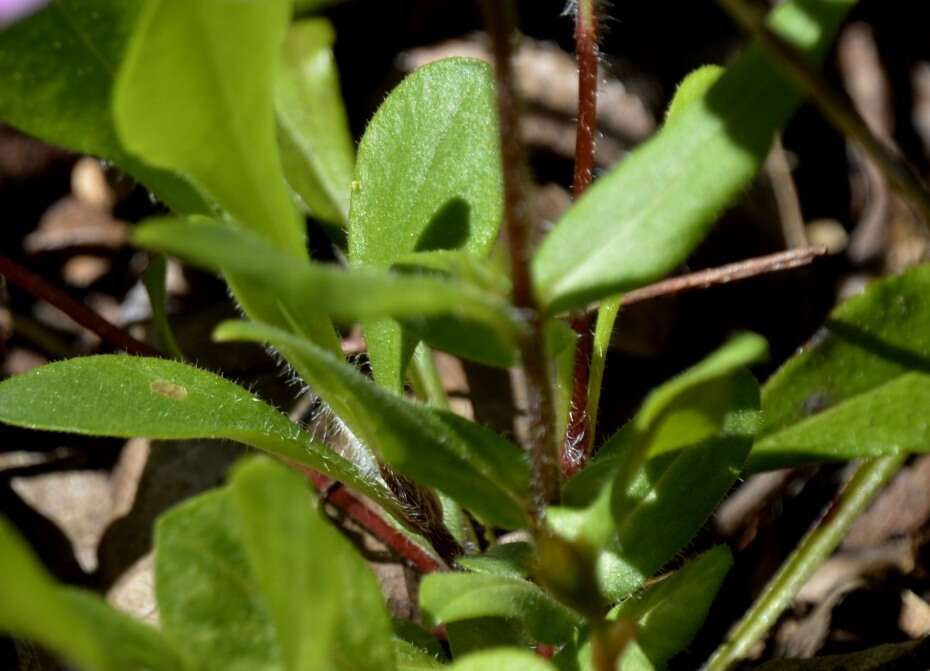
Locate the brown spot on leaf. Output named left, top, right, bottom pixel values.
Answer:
left=150, top=379, right=188, bottom=401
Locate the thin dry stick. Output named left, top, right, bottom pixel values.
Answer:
left=717, top=0, right=930, bottom=226
left=481, top=0, right=560, bottom=508
left=620, top=246, right=826, bottom=307
left=563, top=0, right=600, bottom=478
left=0, top=254, right=160, bottom=357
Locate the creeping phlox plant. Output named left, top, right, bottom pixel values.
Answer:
left=0, top=0, right=928, bottom=670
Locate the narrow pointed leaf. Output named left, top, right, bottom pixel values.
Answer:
left=751, top=262, right=930, bottom=470
left=532, top=0, right=858, bottom=313
left=230, top=458, right=395, bottom=671
left=0, top=355, right=396, bottom=514
left=277, top=18, right=355, bottom=226
left=114, top=0, right=304, bottom=254
left=215, top=320, right=531, bottom=529
left=420, top=573, right=582, bottom=645
left=0, top=0, right=205, bottom=212
left=134, top=217, right=524, bottom=351
left=349, top=57, right=503, bottom=390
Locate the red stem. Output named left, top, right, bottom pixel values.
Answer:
left=562, top=0, right=600, bottom=478
left=482, top=0, right=561, bottom=509
left=0, top=255, right=160, bottom=357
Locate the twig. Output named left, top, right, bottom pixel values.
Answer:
left=0, top=255, right=159, bottom=357
left=620, top=247, right=826, bottom=307
left=705, top=454, right=905, bottom=670
left=562, top=0, right=600, bottom=478
left=481, top=0, right=560, bottom=508
left=716, top=0, right=930, bottom=226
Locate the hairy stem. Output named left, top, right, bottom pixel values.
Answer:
left=481, top=0, right=560, bottom=509
left=705, top=454, right=906, bottom=670
left=717, top=0, right=930, bottom=225
left=562, top=0, right=601, bottom=478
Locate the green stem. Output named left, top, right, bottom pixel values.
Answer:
left=585, top=297, right=621, bottom=450
left=706, top=454, right=906, bottom=670
left=410, top=344, right=451, bottom=410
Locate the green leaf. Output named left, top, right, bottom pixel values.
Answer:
left=133, top=217, right=525, bottom=353
left=395, top=639, right=446, bottom=670
left=750, top=263, right=930, bottom=470
left=277, top=18, right=355, bottom=226
left=0, top=515, right=109, bottom=671
left=215, top=320, right=531, bottom=529
left=0, top=0, right=205, bottom=212
left=62, top=590, right=192, bottom=671
left=554, top=547, right=731, bottom=671
left=612, top=546, right=732, bottom=667
left=114, top=0, right=304, bottom=255
left=665, top=65, right=725, bottom=125
left=0, top=355, right=397, bottom=515
left=420, top=573, right=582, bottom=645
left=449, top=649, right=556, bottom=671
left=156, top=489, right=282, bottom=671
left=230, top=458, right=395, bottom=671
left=142, top=255, right=184, bottom=359
left=532, top=0, right=858, bottom=313
left=349, top=57, right=503, bottom=391
left=447, top=620, right=532, bottom=659
left=458, top=542, right=535, bottom=579
left=0, top=515, right=187, bottom=671
left=551, top=336, right=763, bottom=600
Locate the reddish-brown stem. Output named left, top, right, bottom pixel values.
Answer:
left=562, top=0, right=600, bottom=478
left=298, top=466, right=445, bottom=574
left=0, top=255, right=160, bottom=357
left=482, top=0, right=560, bottom=509
left=620, top=247, right=826, bottom=307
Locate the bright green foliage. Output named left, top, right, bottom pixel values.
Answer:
left=349, top=57, right=503, bottom=390
left=555, top=547, right=732, bottom=671
left=550, top=336, right=763, bottom=600
left=155, top=458, right=396, bottom=671
left=277, top=18, right=355, bottom=226
left=0, top=355, right=396, bottom=514
left=532, top=0, right=858, bottom=313
left=420, top=572, right=582, bottom=645
left=751, top=263, right=930, bottom=470
left=665, top=65, right=725, bottom=125
left=0, top=0, right=204, bottom=212
left=395, top=640, right=446, bottom=670
left=134, top=217, right=524, bottom=352
left=449, top=649, right=557, bottom=671
left=457, top=542, right=535, bottom=579
left=113, top=0, right=304, bottom=255
left=216, top=320, right=531, bottom=529
left=0, top=516, right=187, bottom=671
left=230, top=459, right=396, bottom=671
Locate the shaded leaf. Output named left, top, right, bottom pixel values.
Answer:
left=750, top=263, right=930, bottom=470
left=230, top=458, right=395, bottom=671
left=0, top=355, right=397, bottom=515
left=349, top=57, right=503, bottom=390
left=0, top=515, right=187, bottom=671
left=142, top=255, right=184, bottom=359
left=458, top=542, right=535, bottom=579
left=420, top=572, right=582, bottom=645
left=277, top=18, right=355, bottom=226
left=532, top=0, right=858, bottom=313
left=0, top=0, right=205, bottom=211
left=114, top=0, right=304, bottom=254
left=215, top=320, right=531, bottom=529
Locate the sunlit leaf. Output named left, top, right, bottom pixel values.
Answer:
left=349, top=57, right=503, bottom=390
left=449, top=649, right=556, bottom=671
left=532, top=0, right=858, bottom=313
